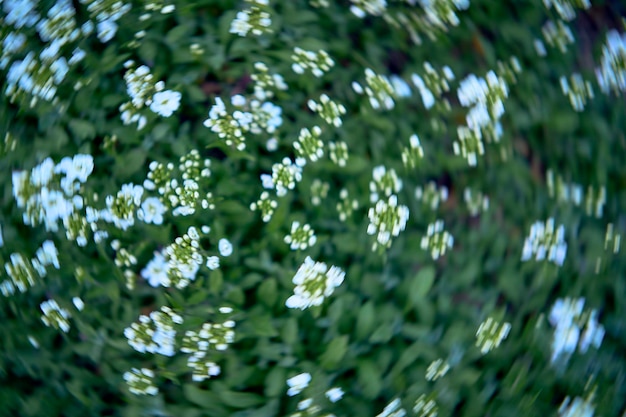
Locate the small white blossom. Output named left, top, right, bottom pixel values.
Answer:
left=218, top=238, right=233, bottom=257
left=287, top=372, right=311, bottom=396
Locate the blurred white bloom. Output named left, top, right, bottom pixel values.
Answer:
left=595, top=29, right=626, bottom=95
left=376, top=398, right=406, bottom=417
left=325, top=387, right=344, bottom=402
left=141, top=251, right=170, bottom=287
left=97, top=19, right=118, bottom=43
left=367, top=195, right=409, bottom=251
left=558, top=394, right=595, bottom=417
left=286, top=257, right=345, bottom=310
left=123, top=368, right=158, bottom=396
left=521, top=218, right=567, bottom=266
left=548, top=298, right=604, bottom=364
left=138, top=197, right=166, bottom=225
left=40, top=299, right=71, bottom=333
left=150, top=90, right=181, bottom=117
left=287, top=372, right=311, bottom=396
left=218, top=238, right=233, bottom=257
left=284, top=221, right=317, bottom=251
left=206, top=256, right=220, bottom=270
left=72, top=297, right=84, bottom=311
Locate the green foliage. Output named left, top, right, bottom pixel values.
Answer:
left=1, top=0, right=626, bottom=416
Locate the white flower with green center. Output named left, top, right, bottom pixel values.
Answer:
left=138, top=197, right=166, bottom=225
left=521, top=218, right=567, bottom=266
left=367, top=194, right=409, bottom=251
left=370, top=165, right=403, bottom=203
left=271, top=157, right=302, bottom=197
left=123, top=368, right=158, bottom=396
left=250, top=191, right=278, bottom=222
left=476, top=317, right=511, bottom=354
left=307, top=94, right=346, bottom=127
left=150, top=90, right=181, bottom=117
left=286, top=257, right=345, bottom=310
left=420, top=220, right=454, bottom=259
left=294, top=126, right=324, bottom=166
left=284, top=221, right=317, bottom=250
left=401, top=134, right=425, bottom=168
left=40, top=299, right=71, bottom=333
left=328, top=141, right=349, bottom=167
left=291, top=47, right=334, bottom=77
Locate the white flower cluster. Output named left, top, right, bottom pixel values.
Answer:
left=420, top=220, right=453, bottom=259
left=475, top=317, right=511, bottom=354
left=2, top=0, right=93, bottom=105
left=328, top=141, right=349, bottom=167
left=1, top=240, right=60, bottom=296
left=542, top=0, right=590, bottom=22
left=161, top=227, right=204, bottom=289
left=270, top=157, right=303, bottom=197
left=542, top=19, right=575, bottom=53
left=124, top=306, right=183, bottom=357
left=418, top=0, right=470, bottom=30
left=181, top=313, right=235, bottom=382
left=350, top=0, right=387, bottom=18
left=119, top=60, right=181, bottom=129
left=463, top=188, right=489, bottom=216
left=99, top=183, right=143, bottom=231
left=367, top=195, right=410, bottom=251
left=123, top=368, right=158, bottom=396
left=352, top=68, right=398, bottom=110
left=139, top=1, right=175, bottom=21
left=251, top=62, right=288, bottom=100
left=425, top=358, right=450, bottom=381
left=310, top=179, right=330, bottom=206
left=308, top=94, right=347, bottom=127
left=546, top=170, right=607, bottom=218
left=411, top=62, right=455, bottom=109
left=250, top=191, right=278, bottom=222
left=286, top=256, right=345, bottom=310
left=548, top=298, right=604, bottom=364
left=413, top=393, right=438, bottom=417
left=294, top=126, right=324, bottom=167
left=560, top=73, right=594, bottom=111
left=453, top=126, right=484, bottom=166
left=558, top=394, right=595, bottom=417
left=204, top=96, right=283, bottom=150
left=79, top=0, right=131, bottom=43
left=521, top=218, right=567, bottom=266
left=457, top=70, right=508, bottom=140
left=229, top=0, right=272, bottom=37
left=40, top=299, right=71, bottom=333
left=291, top=47, right=335, bottom=78
left=12, top=155, right=94, bottom=235
left=401, top=134, right=425, bottom=169
left=370, top=165, right=403, bottom=203
left=595, top=30, right=626, bottom=96
left=337, top=189, right=359, bottom=222
left=284, top=221, right=317, bottom=251
left=376, top=398, right=406, bottom=417
left=415, top=182, right=448, bottom=211
left=286, top=373, right=342, bottom=417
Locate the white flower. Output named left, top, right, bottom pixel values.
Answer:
left=287, top=372, right=311, bottom=396
left=72, top=297, right=84, bottom=311
left=218, top=238, right=233, bottom=257
left=138, top=197, right=166, bottom=225
left=141, top=251, right=170, bottom=287
left=325, top=387, right=344, bottom=402
left=97, top=19, right=118, bottom=43
left=206, top=256, right=220, bottom=270
left=150, top=90, right=181, bottom=117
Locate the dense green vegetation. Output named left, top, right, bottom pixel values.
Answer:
left=1, top=0, right=625, bottom=416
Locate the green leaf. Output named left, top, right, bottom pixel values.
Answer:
left=409, top=266, right=436, bottom=305
left=68, top=119, right=96, bottom=141
left=246, top=314, right=278, bottom=338
left=210, top=269, right=224, bottom=293
left=264, top=367, right=286, bottom=398
left=357, top=359, right=382, bottom=399
left=257, top=278, right=277, bottom=307
left=281, top=318, right=298, bottom=345
left=183, top=385, right=229, bottom=415
left=355, top=301, right=376, bottom=340
left=114, top=148, right=147, bottom=178
left=369, top=323, right=394, bottom=343
left=320, top=335, right=349, bottom=369
left=219, top=391, right=265, bottom=409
